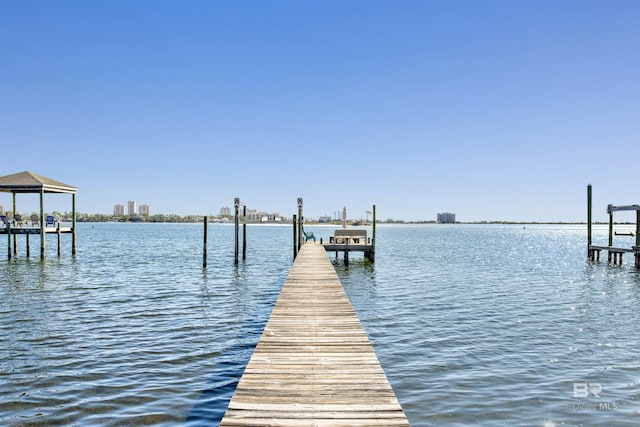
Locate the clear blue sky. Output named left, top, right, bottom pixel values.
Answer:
left=1, top=0, right=638, bottom=222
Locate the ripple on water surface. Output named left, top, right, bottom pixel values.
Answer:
left=333, top=224, right=640, bottom=426
left=2, top=223, right=640, bottom=426
left=1, top=223, right=290, bottom=426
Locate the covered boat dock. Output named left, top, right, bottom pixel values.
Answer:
left=0, top=171, right=77, bottom=259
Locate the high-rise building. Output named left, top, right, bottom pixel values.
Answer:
left=127, top=200, right=137, bottom=216
left=139, top=204, right=151, bottom=217
left=113, top=204, right=125, bottom=215
left=0, top=205, right=4, bottom=215
left=437, top=212, right=456, bottom=224
left=219, top=206, right=231, bottom=216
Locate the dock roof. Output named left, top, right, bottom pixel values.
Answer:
left=0, top=171, right=77, bottom=194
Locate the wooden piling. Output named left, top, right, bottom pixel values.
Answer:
left=637, top=210, right=640, bottom=248
left=292, top=214, right=298, bottom=259
left=13, top=192, right=17, bottom=256
left=234, top=198, right=240, bottom=265
left=636, top=210, right=640, bottom=268
left=242, top=205, right=247, bottom=261
left=372, top=204, right=376, bottom=243
left=203, top=216, right=208, bottom=268
left=26, top=234, right=30, bottom=257
left=71, top=193, right=76, bottom=255
left=297, top=198, right=303, bottom=252
left=370, top=204, right=376, bottom=262
left=57, top=223, right=61, bottom=256
left=637, top=209, right=640, bottom=249
left=587, top=184, right=592, bottom=258
left=608, top=205, right=614, bottom=247
left=344, top=237, right=349, bottom=264
left=40, top=189, right=45, bottom=259
left=6, top=222, right=11, bottom=260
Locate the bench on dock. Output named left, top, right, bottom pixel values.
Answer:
left=330, top=229, right=368, bottom=245
left=324, top=229, right=375, bottom=263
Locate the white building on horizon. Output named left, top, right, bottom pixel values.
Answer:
left=127, top=200, right=137, bottom=216
left=139, top=204, right=151, bottom=217
left=113, top=204, right=125, bottom=216
left=437, top=212, right=456, bottom=224
left=239, top=207, right=284, bottom=222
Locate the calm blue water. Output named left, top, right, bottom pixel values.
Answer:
left=1, top=223, right=639, bottom=426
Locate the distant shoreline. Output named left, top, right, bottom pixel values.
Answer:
left=72, top=218, right=630, bottom=226
left=4, top=212, right=632, bottom=226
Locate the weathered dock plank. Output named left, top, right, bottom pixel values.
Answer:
left=220, top=243, right=409, bottom=426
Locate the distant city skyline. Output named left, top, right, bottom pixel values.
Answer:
left=1, top=183, right=638, bottom=224
left=1, top=1, right=638, bottom=223
left=2, top=201, right=638, bottom=224
left=113, top=201, right=151, bottom=217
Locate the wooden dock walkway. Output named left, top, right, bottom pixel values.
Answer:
left=220, top=243, right=409, bottom=426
